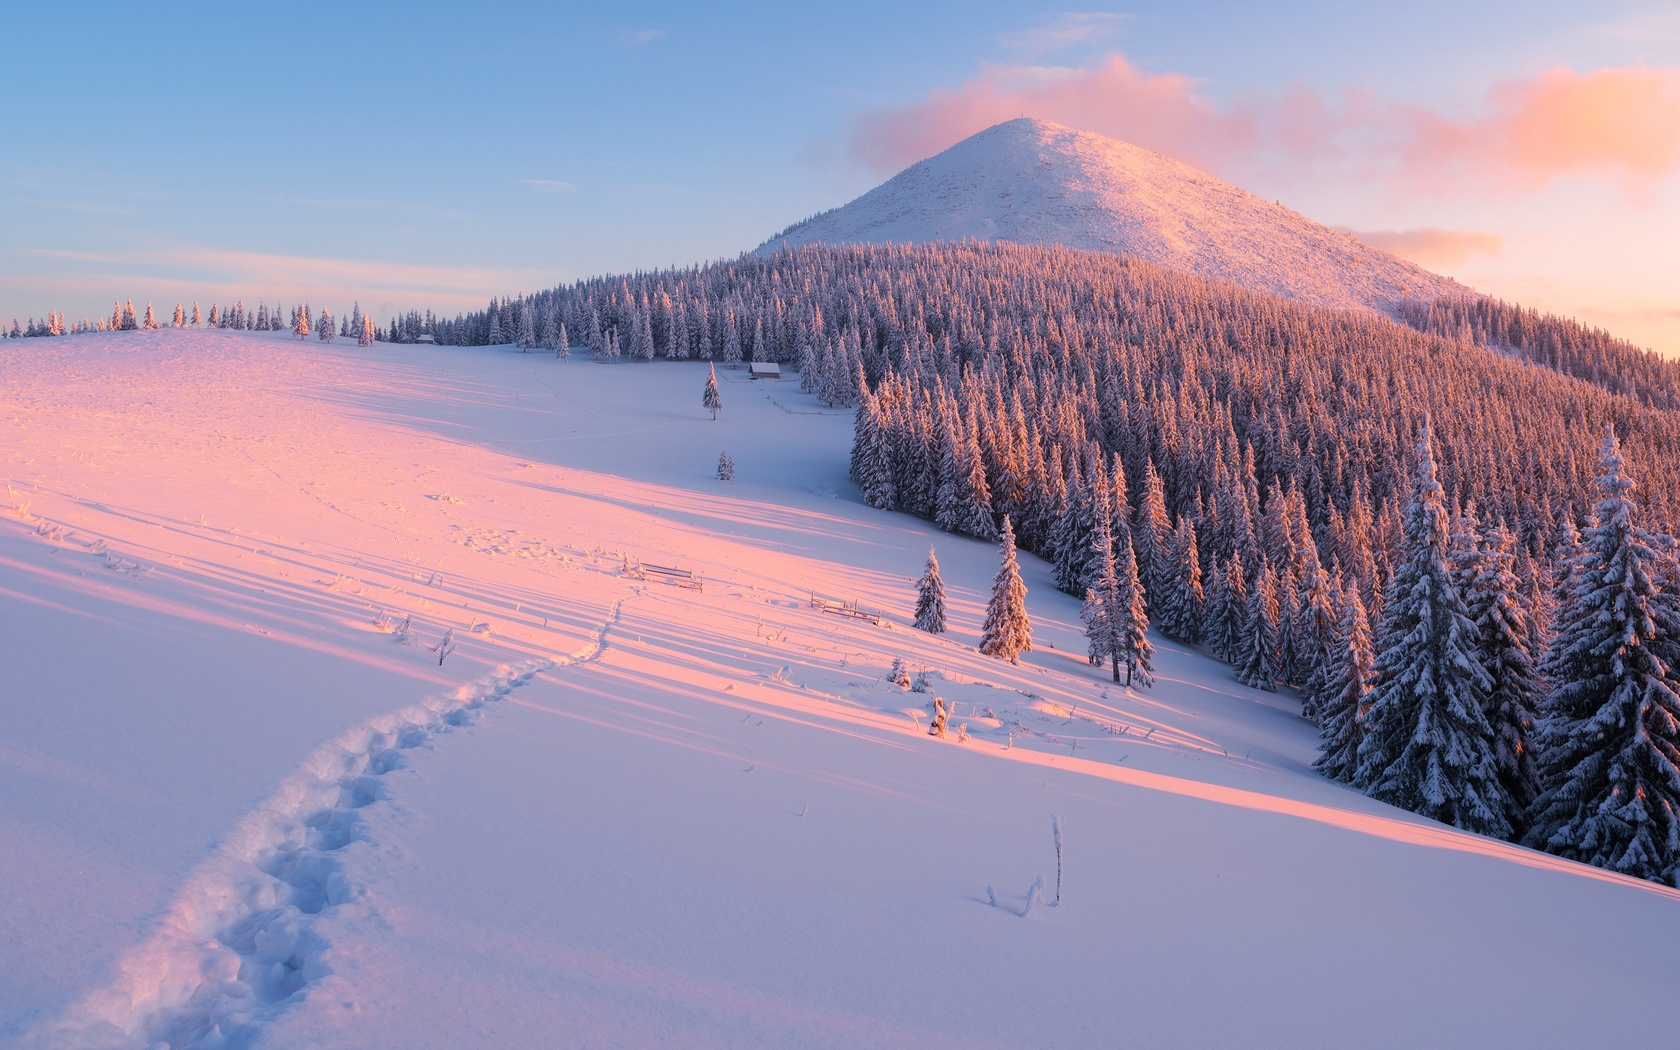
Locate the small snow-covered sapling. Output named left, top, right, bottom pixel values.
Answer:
left=1021, top=874, right=1046, bottom=917
left=717, top=449, right=735, bottom=481
left=928, top=696, right=949, bottom=738
left=888, top=657, right=911, bottom=688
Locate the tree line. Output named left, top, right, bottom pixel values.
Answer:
left=6, top=298, right=377, bottom=344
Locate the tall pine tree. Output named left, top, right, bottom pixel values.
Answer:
left=1113, top=530, right=1154, bottom=686
left=1466, top=522, right=1543, bottom=829
left=913, top=548, right=947, bottom=634
left=1236, top=556, right=1281, bottom=692
left=1526, top=428, right=1680, bottom=884
left=1314, top=582, right=1373, bottom=783
left=1354, top=425, right=1510, bottom=838
left=1207, top=555, right=1248, bottom=662
left=979, top=516, right=1032, bottom=664
left=1156, top=517, right=1204, bottom=643
left=703, top=364, right=722, bottom=420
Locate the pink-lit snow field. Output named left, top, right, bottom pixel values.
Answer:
left=4, top=328, right=1678, bottom=1048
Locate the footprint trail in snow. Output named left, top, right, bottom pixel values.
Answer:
left=27, top=595, right=632, bottom=1050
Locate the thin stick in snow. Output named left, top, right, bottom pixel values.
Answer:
left=432, top=627, right=456, bottom=665
left=1052, top=815, right=1063, bottom=904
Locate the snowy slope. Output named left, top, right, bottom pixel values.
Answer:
left=763, top=118, right=1466, bottom=312
left=4, top=330, right=1679, bottom=1049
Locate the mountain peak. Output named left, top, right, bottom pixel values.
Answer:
left=763, top=119, right=1464, bottom=312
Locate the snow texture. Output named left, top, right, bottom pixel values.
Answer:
left=762, top=118, right=1468, bottom=313
left=3, top=329, right=1680, bottom=1049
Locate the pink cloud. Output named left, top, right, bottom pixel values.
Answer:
left=848, top=55, right=1251, bottom=177
left=846, top=56, right=1680, bottom=194
left=1342, top=228, right=1503, bottom=268
left=1405, top=67, right=1680, bottom=189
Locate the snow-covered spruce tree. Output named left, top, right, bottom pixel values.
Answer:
left=190, top=301, right=202, bottom=327
left=556, top=321, right=569, bottom=360
left=1236, top=556, right=1281, bottom=691
left=293, top=303, right=310, bottom=340
left=1275, top=565, right=1302, bottom=688
left=1525, top=428, right=1680, bottom=883
left=703, top=364, right=722, bottom=420
left=955, top=422, right=998, bottom=541
left=716, top=449, right=735, bottom=482
left=1156, top=516, right=1204, bottom=644
left=936, top=419, right=995, bottom=541
left=358, top=314, right=376, bottom=346
left=1081, top=586, right=1108, bottom=668
left=1207, top=555, right=1248, bottom=662
left=540, top=311, right=560, bottom=354
left=1081, top=516, right=1122, bottom=675
left=318, top=306, right=335, bottom=342
left=913, top=548, right=947, bottom=633
left=1050, top=464, right=1094, bottom=596
left=517, top=303, right=536, bottom=350
left=979, top=515, right=1031, bottom=664
left=1314, top=582, right=1373, bottom=783
left=723, top=314, right=743, bottom=367
left=1293, top=559, right=1338, bottom=719
left=121, top=299, right=137, bottom=330
left=631, top=304, right=655, bottom=361
left=1135, top=460, right=1171, bottom=613
left=852, top=394, right=897, bottom=510
left=142, top=303, right=158, bottom=329
left=585, top=309, right=603, bottom=355
left=1465, top=521, right=1543, bottom=828
left=1539, top=512, right=1582, bottom=690
left=1354, top=425, right=1510, bottom=838
left=1113, top=530, right=1154, bottom=686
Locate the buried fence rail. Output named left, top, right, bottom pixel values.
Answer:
left=809, top=590, right=886, bottom=626
left=624, top=556, right=705, bottom=591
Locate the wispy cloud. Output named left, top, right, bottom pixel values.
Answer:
left=1000, top=12, right=1128, bottom=57
left=621, top=28, right=665, bottom=46
left=843, top=53, right=1680, bottom=196
left=516, top=179, right=579, bottom=194
left=1343, top=227, right=1503, bottom=268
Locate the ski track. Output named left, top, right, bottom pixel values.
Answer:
left=26, top=594, right=633, bottom=1050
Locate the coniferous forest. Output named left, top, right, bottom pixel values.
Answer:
left=16, top=240, right=1680, bottom=884
left=444, top=241, right=1680, bottom=884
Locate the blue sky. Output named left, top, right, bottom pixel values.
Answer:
left=4, top=2, right=1677, bottom=350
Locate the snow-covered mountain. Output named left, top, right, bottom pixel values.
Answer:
left=763, top=118, right=1465, bottom=313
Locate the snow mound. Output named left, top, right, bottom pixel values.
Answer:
left=762, top=118, right=1466, bottom=312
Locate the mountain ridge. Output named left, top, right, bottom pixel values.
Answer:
left=761, top=118, right=1468, bottom=314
